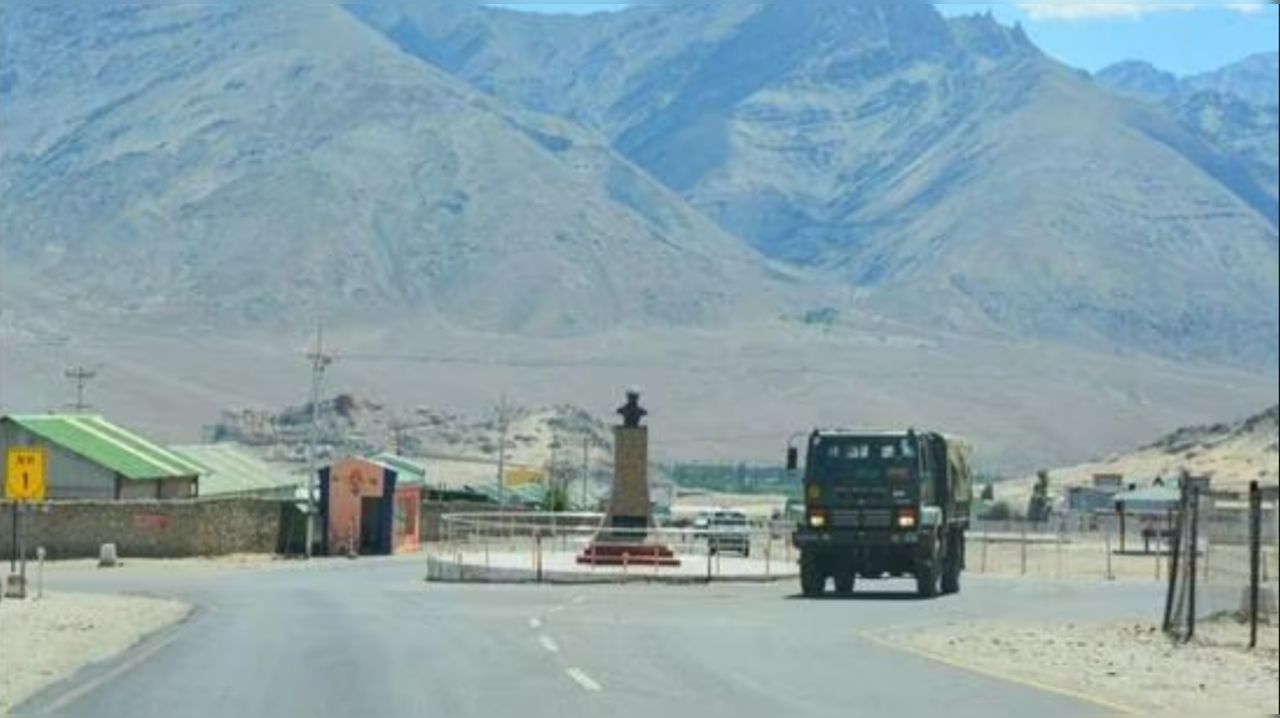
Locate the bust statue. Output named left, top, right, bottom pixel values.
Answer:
left=616, top=389, right=647, bottom=428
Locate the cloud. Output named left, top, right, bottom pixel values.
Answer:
left=1015, top=2, right=1270, bottom=20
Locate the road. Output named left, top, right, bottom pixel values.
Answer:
left=15, top=557, right=1164, bottom=716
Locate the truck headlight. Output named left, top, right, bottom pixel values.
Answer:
left=809, top=513, right=826, bottom=529
left=896, top=512, right=917, bottom=528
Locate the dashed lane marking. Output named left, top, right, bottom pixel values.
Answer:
left=566, top=668, right=602, bottom=693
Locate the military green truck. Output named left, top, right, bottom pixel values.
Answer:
left=786, top=428, right=973, bottom=598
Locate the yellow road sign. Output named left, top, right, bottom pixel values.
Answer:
left=5, top=446, right=47, bottom=501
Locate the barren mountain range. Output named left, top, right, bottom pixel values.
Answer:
left=0, top=2, right=1276, bottom=472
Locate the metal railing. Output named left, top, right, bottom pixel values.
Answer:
left=426, top=512, right=797, bottom=582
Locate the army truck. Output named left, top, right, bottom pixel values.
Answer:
left=786, top=428, right=973, bottom=598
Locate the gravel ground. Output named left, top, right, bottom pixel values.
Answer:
left=884, top=615, right=1279, bottom=715
left=0, top=592, right=192, bottom=714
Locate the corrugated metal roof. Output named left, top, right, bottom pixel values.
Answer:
left=174, top=444, right=303, bottom=497
left=366, top=452, right=427, bottom=486
left=5, top=414, right=206, bottom=481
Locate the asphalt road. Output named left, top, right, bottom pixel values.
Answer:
left=16, top=557, right=1164, bottom=716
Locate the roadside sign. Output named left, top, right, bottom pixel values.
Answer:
left=4, top=446, right=47, bottom=501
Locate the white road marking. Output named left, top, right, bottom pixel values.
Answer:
left=571, top=595, right=587, bottom=605
left=529, top=617, right=543, bottom=629
left=539, top=635, right=560, bottom=653
left=548, top=605, right=566, bottom=614
left=566, top=668, right=602, bottom=692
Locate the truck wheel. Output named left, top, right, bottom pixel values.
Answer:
left=834, top=570, right=855, bottom=595
left=800, top=551, right=825, bottom=598
left=916, top=540, right=940, bottom=598
left=941, top=531, right=963, bottom=595
left=941, top=557, right=961, bottom=595
left=916, top=563, right=939, bottom=598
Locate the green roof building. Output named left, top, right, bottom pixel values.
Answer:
left=1, top=414, right=204, bottom=500
left=173, top=443, right=304, bottom=500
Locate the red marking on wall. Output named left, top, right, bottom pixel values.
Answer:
left=132, top=513, right=169, bottom=530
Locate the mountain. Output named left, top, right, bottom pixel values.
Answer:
left=1094, top=60, right=1182, bottom=102
left=1172, top=92, right=1279, bottom=203
left=1095, top=52, right=1279, bottom=228
left=1, top=3, right=1277, bottom=474
left=1096, top=53, right=1279, bottom=107
left=0, top=5, right=818, bottom=337
left=1186, top=52, right=1279, bottom=107
left=354, top=2, right=1279, bottom=368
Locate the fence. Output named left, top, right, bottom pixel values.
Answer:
left=426, top=512, right=798, bottom=583
left=424, top=506, right=1280, bottom=594
left=1164, top=481, right=1279, bottom=649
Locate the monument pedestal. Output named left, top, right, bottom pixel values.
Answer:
left=577, top=394, right=680, bottom=567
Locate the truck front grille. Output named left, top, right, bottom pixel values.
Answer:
left=830, top=509, right=892, bottom=529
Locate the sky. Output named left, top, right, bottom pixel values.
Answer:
left=498, top=3, right=1280, bottom=76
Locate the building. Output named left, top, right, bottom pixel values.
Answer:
left=1, top=414, right=203, bottom=500
left=318, top=454, right=424, bottom=556
left=172, top=443, right=303, bottom=500
left=1067, top=486, right=1119, bottom=513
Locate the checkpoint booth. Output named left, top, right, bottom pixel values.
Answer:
left=318, top=454, right=423, bottom=557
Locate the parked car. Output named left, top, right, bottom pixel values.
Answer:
left=705, top=509, right=751, bottom=557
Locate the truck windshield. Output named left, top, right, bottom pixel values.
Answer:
left=810, top=436, right=917, bottom=481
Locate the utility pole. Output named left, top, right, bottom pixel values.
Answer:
left=582, top=435, right=591, bottom=510
left=494, top=395, right=512, bottom=507
left=304, top=324, right=334, bottom=558
left=390, top=416, right=408, bottom=456
left=64, top=366, right=97, bottom=412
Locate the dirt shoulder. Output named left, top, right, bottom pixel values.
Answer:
left=0, top=591, right=192, bottom=713
left=879, top=615, right=1279, bottom=715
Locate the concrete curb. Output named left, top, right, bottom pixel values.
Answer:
left=424, top=557, right=798, bottom=585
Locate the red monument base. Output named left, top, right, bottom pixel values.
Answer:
left=576, top=543, right=681, bottom=567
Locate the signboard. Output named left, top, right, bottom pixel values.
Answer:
left=4, top=446, right=47, bottom=501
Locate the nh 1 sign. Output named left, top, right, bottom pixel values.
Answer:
left=4, top=446, right=47, bottom=501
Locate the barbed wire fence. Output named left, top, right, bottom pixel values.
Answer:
left=1164, top=480, right=1279, bottom=648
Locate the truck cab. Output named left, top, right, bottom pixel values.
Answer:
left=786, top=428, right=972, bottom=598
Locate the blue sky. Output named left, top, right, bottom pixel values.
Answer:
left=498, top=3, right=1279, bottom=76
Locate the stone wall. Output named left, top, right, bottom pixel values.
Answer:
left=0, top=498, right=286, bottom=560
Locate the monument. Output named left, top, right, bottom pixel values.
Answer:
left=576, top=389, right=680, bottom=567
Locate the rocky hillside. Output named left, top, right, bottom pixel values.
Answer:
left=209, top=392, right=620, bottom=489
left=1098, top=52, right=1279, bottom=107
left=999, top=405, right=1280, bottom=506
left=1096, top=52, right=1279, bottom=203
left=0, top=5, right=817, bottom=337
left=355, top=2, right=1279, bottom=368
